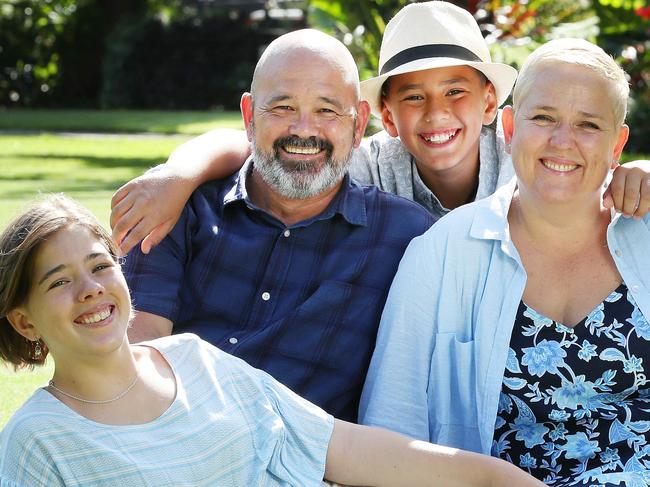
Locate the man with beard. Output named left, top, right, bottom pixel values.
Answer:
left=123, top=29, right=433, bottom=422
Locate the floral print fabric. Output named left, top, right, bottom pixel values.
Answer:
left=493, top=284, right=650, bottom=486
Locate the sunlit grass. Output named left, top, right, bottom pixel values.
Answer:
left=0, top=134, right=188, bottom=227
left=0, top=361, right=54, bottom=428
left=1, top=109, right=243, bottom=135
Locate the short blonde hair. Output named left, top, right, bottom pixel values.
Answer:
left=513, top=38, right=629, bottom=125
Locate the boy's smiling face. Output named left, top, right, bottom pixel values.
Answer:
left=381, top=65, right=498, bottom=178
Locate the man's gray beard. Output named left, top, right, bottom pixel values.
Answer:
left=251, top=141, right=353, bottom=200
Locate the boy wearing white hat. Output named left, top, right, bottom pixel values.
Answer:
left=110, top=1, right=650, bottom=255
left=354, top=1, right=517, bottom=218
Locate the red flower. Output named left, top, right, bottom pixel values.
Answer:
left=635, top=6, right=650, bottom=20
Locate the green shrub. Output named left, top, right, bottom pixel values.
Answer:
left=100, top=15, right=273, bottom=110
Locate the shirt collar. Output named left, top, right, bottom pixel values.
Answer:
left=469, top=176, right=517, bottom=242
left=410, top=157, right=448, bottom=219
left=222, top=158, right=253, bottom=206
left=222, top=157, right=367, bottom=227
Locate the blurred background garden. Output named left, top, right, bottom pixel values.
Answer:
left=0, top=0, right=649, bottom=426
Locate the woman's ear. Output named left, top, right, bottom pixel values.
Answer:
left=611, top=124, right=630, bottom=166
left=7, top=308, right=38, bottom=341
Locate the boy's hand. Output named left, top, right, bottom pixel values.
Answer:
left=604, top=160, right=650, bottom=218
left=111, top=167, right=191, bottom=255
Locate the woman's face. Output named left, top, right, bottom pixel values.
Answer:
left=9, top=225, right=132, bottom=366
left=503, top=62, right=629, bottom=207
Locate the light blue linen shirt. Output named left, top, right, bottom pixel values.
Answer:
left=1, top=334, right=333, bottom=486
left=359, top=179, right=650, bottom=455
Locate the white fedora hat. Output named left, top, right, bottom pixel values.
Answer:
left=361, top=1, right=518, bottom=117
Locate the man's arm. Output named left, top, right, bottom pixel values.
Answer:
left=325, top=420, right=544, bottom=487
left=111, top=128, right=250, bottom=255
left=128, top=311, right=173, bottom=343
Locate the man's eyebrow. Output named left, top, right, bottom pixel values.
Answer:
left=318, top=96, right=344, bottom=110
left=37, top=252, right=106, bottom=285
left=264, top=95, right=345, bottom=111
left=265, top=95, right=292, bottom=105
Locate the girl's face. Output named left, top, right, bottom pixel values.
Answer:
left=8, top=225, right=132, bottom=367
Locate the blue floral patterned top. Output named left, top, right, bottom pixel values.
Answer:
left=493, top=284, right=650, bottom=486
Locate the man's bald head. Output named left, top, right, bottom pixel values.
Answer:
left=251, top=29, right=360, bottom=99
left=239, top=28, right=371, bottom=202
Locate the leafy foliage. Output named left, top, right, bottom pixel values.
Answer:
left=0, top=0, right=148, bottom=108
left=0, top=0, right=280, bottom=109
left=0, top=0, right=78, bottom=106
left=100, top=15, right=273, bottom=109
left=308, top=0, right=404, bottom=80
left=594, top=0, right=650, bottom=153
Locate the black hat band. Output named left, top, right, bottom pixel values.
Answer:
left=380, top=44, right=483, bottom=75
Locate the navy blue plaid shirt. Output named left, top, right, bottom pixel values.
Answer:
left=125, top=161, right=433, bottom=421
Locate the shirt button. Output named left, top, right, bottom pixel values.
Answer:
left=614, top=249, right=622, bottom=257
left=228, top=337, right=238, bottom=345
left=262, top=291, right=270, bottom=301
left=283, top=229, right=291, bottom=237
left=632, top=285, right=640, bottom=293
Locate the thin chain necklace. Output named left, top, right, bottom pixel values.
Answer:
left=48, top=371, right=139, bottom=405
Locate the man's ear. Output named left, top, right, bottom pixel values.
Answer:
left=6, top=308, right=38, bottom=341
left=241, top=92, right=254, bottom=142
left=353, top=101, right=371, bottom=148
left=611, top=124, right=630, bottom=167
left=482, top=81, right=499, bottom=126
left=380, top=99, right=399, bottom=138
left=501, top=105, right=515, bottom=154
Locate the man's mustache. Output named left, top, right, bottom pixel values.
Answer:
left=273, top=136, right=334, bottom=155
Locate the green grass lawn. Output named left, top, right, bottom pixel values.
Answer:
left=0, top=361, right=54, bottom=427
left=1, top=108, right=243, bottom=135
left=0, top=133, right=190, bottom=228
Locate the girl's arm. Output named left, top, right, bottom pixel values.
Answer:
left=325, top=420, right=544, bottom=487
